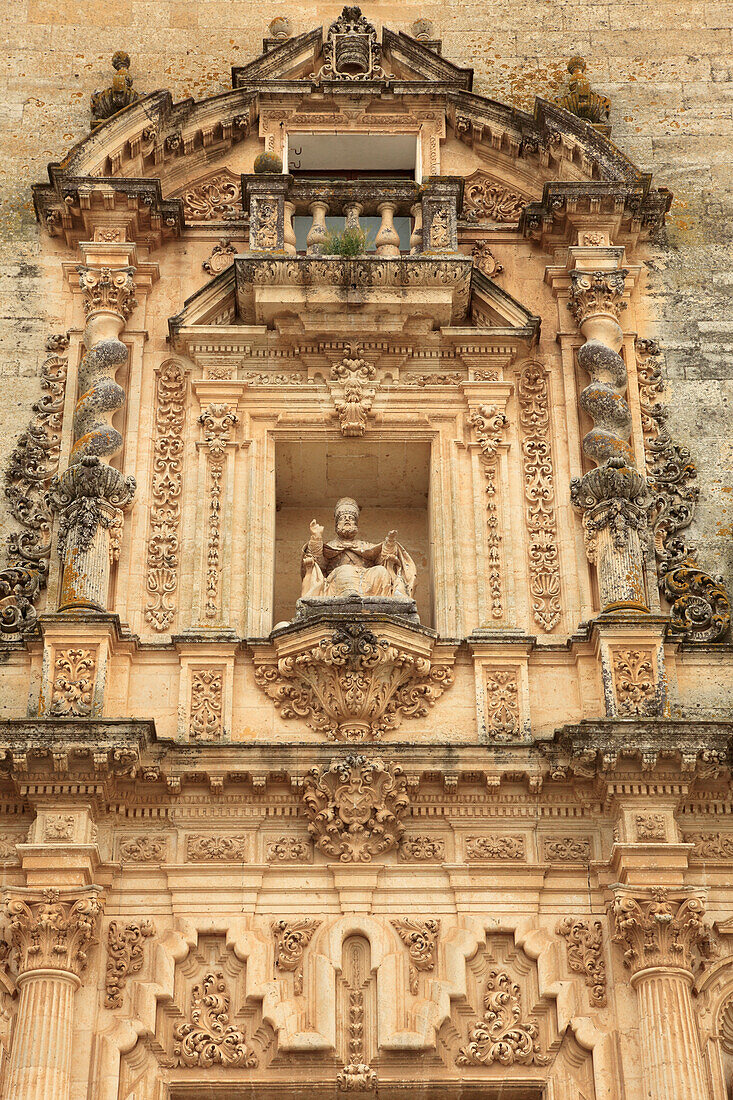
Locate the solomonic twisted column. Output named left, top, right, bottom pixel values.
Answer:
left=611, top=888, right=713, bottom=1100
left=3, top=886, right=104, bottom=1100
left=48, top=267, right=137, bottom=611
left=568, top=269, right=650, bottom=612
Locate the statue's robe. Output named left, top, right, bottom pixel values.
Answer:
left=301, top=537, right=417, bottom=601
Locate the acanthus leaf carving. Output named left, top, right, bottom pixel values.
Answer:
left=391, top=918, right=440, bottom=994
left=611, top=888, right=714, bottom=975
left=173, top=971, right=258, bottom=1067
left=462, top=171, right=529, bottom=223
left=189, top=668, right=224, bottom=740
left=77, top=265, right=137, bottom=320
left=186, top=835, right=247, bottom=861
left=399, top=834, right=445, bottom=862
left=50, top=648, right=96, bottom=717
left=557, top=917, right=607, bottom=1007
left=181, top=171, right=243, bottom=222
left=612, top=648, right=657, bottom=717
left=119, top=835, right=167, bottom=863
left=266, top=836, right=313, bottom=863
left=331, top=351, right=377, bottom=437
left=465, top=835, right=525, bottom=861
left=5, top=886, right=104, bottom=977
left=568, top=269, right=627, bottom=327
left=105, top=919, right=155, bottom=1009
left=271, top=918, right=321, bottom=995
left=254, top=622, right=454, bottom=742
left=302, top=753, right=410, bottom=863
left=517, top=362, right=562, bottom=631
left=456, top=968, right=549, bottom=1066
left=484, top=670, right=521, bottom=742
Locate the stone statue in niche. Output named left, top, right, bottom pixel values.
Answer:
left=300, top=498, right=417, bottom=605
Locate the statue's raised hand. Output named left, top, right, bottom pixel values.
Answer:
left=309, top=519, right=324, bottom=541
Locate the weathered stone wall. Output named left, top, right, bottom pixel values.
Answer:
left=2, top=0, right=731, bottom=582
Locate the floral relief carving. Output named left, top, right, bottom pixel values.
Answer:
left=636, top=338, right=730, bottom=642
left=5, top=887, right=104, bottom=976
left=468, top=405, right=508, bottom=620
left=517, top=362, right=562, bottom=631
left=462, top=172, right=529, bottom=223
left=302, top=754, right=410, bottom=863
left=542, top=836, right=592, bottom=862
left=484, top=670, right=521, bottom=742
left=331, top=352, right=377, bottom=437
left=3, top=335, right=68, bottom=618
left=429, top=209, right=450, bottom=248
left=186, top=835, right=248, bottom=861
left=465, top=835, right=525, bottom=861
left=189, top=668, right=224, bottom=740
left=457, top=968, right=548, bottom=1066
left=105, top=919, right=155, bottom=1009
left=252, top=199, right=278, bottom=249
left=556, top=917, right=607, bottom=1007
left=635, top=813, right=666, bottom=841
left=612, top=649, right=657, bottom=716
left=266, top=836, right=313, bottom=862
left=337, top=936, right=377, bottom=1092
left=181, top=171, right=242, bottom=221
left=271, top=918, right=321, bottom=995
left=0, top=834, right=22, bottom=862
left=399, top=834, right=445, bottom=862
left=145, top=361, right=188, bottom=632
left=119, top=835, right=167, bottom=862
left=611, top=888, right=714, bottom=974
left=391, top=918, right=440, bottom=994
left=684, top=833, right=733, bottom=859
left=255, top=623, right=454, bottom=742
left=50, top=648, right=96, bottom=717
left=199, top=404, right=238, bottom=619
left=44, top=813, right=75, bottom=841
left=173, top=971, right=258, bottom=1067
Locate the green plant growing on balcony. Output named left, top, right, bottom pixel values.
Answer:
left=320, top=226, right=373, bottom=257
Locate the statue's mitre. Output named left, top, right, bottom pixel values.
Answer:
left=334, top=497, right=359, bottom=519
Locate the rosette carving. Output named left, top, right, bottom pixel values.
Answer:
left=457, top=969, right=548, bottom=1066
left=255, top=622, right=454, bottom=742
left=302, top=753, right=410, bottom=862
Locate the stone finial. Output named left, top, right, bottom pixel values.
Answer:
left=268, top=16, right=292, bottom=40
left=554, top=56, right=611, bottom=126
left=91, top=52, right=140, bottom=129
left=411, top=19, right=434, bottom=41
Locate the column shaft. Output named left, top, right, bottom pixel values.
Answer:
left=5, top=969, right=80, bottom=1100
left=634, top=968, right=710, bottom=1100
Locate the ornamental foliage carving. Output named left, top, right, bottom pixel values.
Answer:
left=543, top=836, right=592, bottom=862
left=181, top=171, right=242, bottom=221
left=255, top=623, right=454, bottom=742
left=173, top=971, right=258, bottom=1067
left=399, top=834, right=445, bottom=861
left=189, top=668, right=224, bottom=739
left=50, top=648, right=96, bottom=717
left=612, top=649, right=657, bottom=716
left=266, top=836, right=313, bottom=862
left=685, top=833, right=733, bottom=859
left=199, top=404, right=238, bottom=619
left=611, top=888, right=713, bottom=974
left=636, top=338, right=730, bottom=642
left=186, top=835, right=247, bottom=861
left=557, top=917, right=607, bottom=1007
left=457, top=968, right=548, bottom=1066
left=468, top=405, right=508, bottom=620
left=635, top=813, right=666, bottom=841
left=465, top=835, right=525, bottom=861
left=44, top=813, right=75, bottom=841
left=203, top=238, right=237, bottom=276
left=332, top=352, right=377, bottom=436
left=105, top=919, right=155, bottom=1008
left=567, top=269, right=627, bottom=327
left=78, top=265, right=137, bottom=319
left=271, top=918, right=321, bottom=995
left=5, top=887, right=104, bottom=976
left=145, top=361, right=188, bottom=631
left=462, top=171, right=529, bottom=222
left=302, top=753, right=410, bottom=863
left=48, top=456, right=136, bottom=562
left=391, top=918, right=440, bottom=994
left=3, top=334, right=68, bottom=622
left=517, top=363, right=562, bottom=631
left=119, top=835, right=167, bottom=862
left=484, top=670, right=521, bottom=742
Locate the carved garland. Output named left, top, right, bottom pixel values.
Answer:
left=145, top=361, right=188, bottom=631
left=517, top=362, right=562, bottom=631
left=468, top=405, right=508, bottom=620
left=636, top=338, right=730, bottom=641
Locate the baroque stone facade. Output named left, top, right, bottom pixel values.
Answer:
left=0, top=9, right=732, bottom=1100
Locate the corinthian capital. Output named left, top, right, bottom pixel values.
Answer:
left=77, top=265, right=137, bottom=320
left=568, top=268, right=627, bottom=326
left=4, top=886, right=104, bottom=977
left=611, top=888, right=713, bottom=976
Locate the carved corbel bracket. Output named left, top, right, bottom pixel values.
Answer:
left=253, top=617, right=455, bottom=742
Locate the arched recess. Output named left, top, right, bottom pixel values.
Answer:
left=695, top=952, right=733, bottom=1100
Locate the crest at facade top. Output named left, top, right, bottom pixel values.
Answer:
left=318, top=6, right=384, bottom=81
